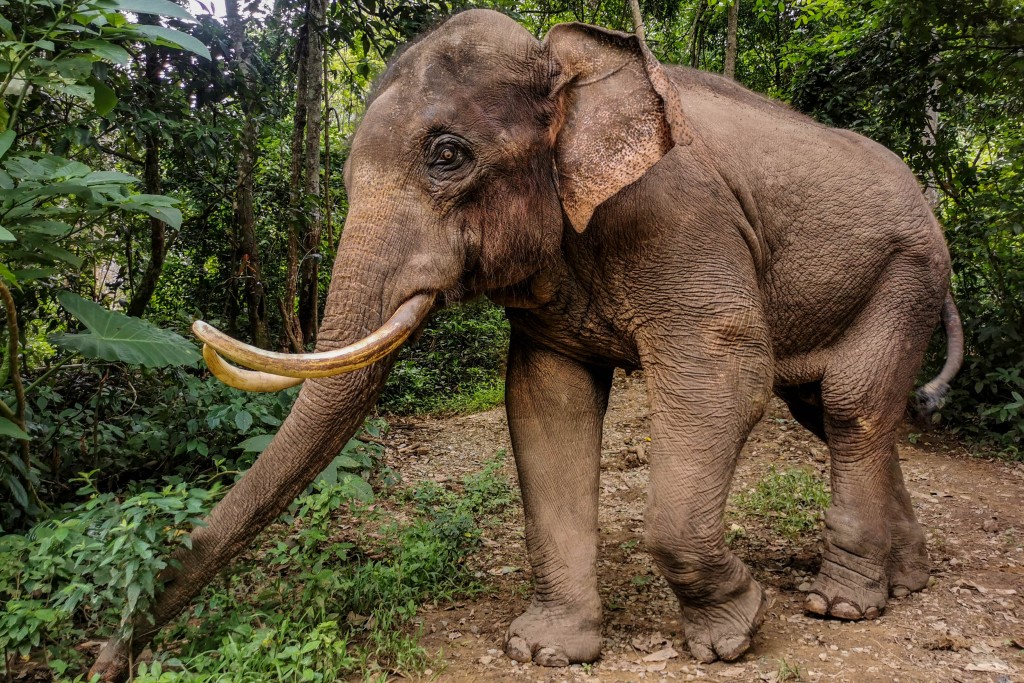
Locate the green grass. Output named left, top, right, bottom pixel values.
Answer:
left=733, top=466, right=831, bottom=538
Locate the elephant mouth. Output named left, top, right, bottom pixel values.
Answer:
left=193, top=293, right=436, bottom=392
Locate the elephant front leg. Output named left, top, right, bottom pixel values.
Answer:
left=503, top=334, right=612, bottom=667
left=643, top=351, right=772, bottom=663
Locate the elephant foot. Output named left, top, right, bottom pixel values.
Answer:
left=681, top=577, right=766, bottom=664
left=805, top=554, right=888, bottom=620
left=888, top=519, right=930, bottom=598
left=504, top=602, right=602, bottom=666
left=87, top=638, right=132, bottom=683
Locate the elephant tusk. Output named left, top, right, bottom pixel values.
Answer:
left=202, top=344, right=304, bottom=392
left=192, top=293, right=435, bottom=380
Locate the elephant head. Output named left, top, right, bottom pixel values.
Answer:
left=90, top=9, right=690, bottom=680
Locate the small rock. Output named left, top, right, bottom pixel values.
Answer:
left=983, top=518, right=1000, bottom=533
left=798, top=582, right=812, bottom=592
left=478, top=655, right=493, bottom=665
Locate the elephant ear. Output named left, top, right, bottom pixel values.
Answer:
left=544, top=23, right=693, bottom=233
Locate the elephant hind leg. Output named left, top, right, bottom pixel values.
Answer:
left=806, top=279, right=938, bottom=620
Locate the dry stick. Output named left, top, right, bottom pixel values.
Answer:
left=0, top=280, right=29, bottom=466
left=629, top=0, right=646, bottom=41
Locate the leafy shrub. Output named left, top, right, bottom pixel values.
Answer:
left=2, top=367, right=297, bottom=518
left=139, top=455, right=514, bottom=680
left=0, top=476, right=220, bottom=673
left=380, top=299, right=509, bottom=415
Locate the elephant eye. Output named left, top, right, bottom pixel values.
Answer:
left=428, top=136, right=471, bottom=173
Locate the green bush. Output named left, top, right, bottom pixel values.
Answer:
left=0, top=476, right=220, bottom=674
left=380, top=299, right=509, bottom=415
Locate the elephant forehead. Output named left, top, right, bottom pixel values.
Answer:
left=374, top=10, right=544, bottom=108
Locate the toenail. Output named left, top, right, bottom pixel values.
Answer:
left=716, top=635, right=751, bottom=661
left=805, top=592, right=829, bottom=615
left=505, top=635, right=532, bottom=663
left=689, top=640, right=717, bottom=664
left=830, top=600, right=863, bottom=620
left=863, top=606, right=880, bottom=619
left=535, top=647, right=570, bottom=667
left=891, top=585, right=910, bottom=598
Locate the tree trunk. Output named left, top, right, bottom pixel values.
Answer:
left=282, top=0, right=326, bottom=352
left=724, top=0, right=739, bottom=80
left=226, top=0, right=270, bottom=348
left=629, top=0, right=645, bottom=41
left=688, top=0, right=708, bottom=68
left=126, top=39, right=166, bottom=318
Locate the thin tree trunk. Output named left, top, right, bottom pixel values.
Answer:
left=226, top=0, right=270, bottom=348
left=629, top=0, right=645, bottom=41
left=282, top=0, right=326, bottom=352
left=689, top=0, right=708, bottom=68
left=724, top=0, right=739, bottom=79
left=127, top=39, right=166, bottom=318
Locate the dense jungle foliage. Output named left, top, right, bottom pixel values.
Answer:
left=0, top=0, right=1021, bottom=678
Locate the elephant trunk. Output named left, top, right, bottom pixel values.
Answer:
left=89, top=238, right=424, bottom=682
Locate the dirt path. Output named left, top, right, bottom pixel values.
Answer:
left=382, top=371, right=1024, bottom=683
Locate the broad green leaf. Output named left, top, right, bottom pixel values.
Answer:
left=113, top=0, right=194, bottom=18
left=12, top=268, right=56, bottom=281
left=5, top=473, right=28, bottom=508
left=340, top=474, right=374, bottom=503
left=73, top=40, right=131, bottom=65
left=122, top=201, right=182, bottom=229
left=51, top=292, right=201, bottom=368
left=129, top=24, right=211, bottom=60
left=82, top=170, right=137, bottom=185
left=0, top=417, right=29, bottom=440
left=0, top=262, right=15, bottom=284
left=332, top=454, right=360, bottom=469
left=237, top=433, right=274, bottom=453
left=0, top=227, right=14, bottom=242
left=0, top=130, right=14, bottom=160
left=234, top=410, right=252, bottom=432
left=35, top=242, right=84, bottom=268
left=49, top=82, right=94, bottom=102
left=89, top=77, right=117, bottom=115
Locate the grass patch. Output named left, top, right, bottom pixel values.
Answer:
left=733, top=466, right=830, bottom=538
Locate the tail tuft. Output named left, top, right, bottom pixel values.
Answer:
left=913, top=381, right=950, bottom=420
left=911, top=292, right=963, bottom=423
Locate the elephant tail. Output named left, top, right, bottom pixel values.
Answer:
left=913, top=292, right=964, bottom=418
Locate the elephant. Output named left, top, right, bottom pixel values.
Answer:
left=89, top=9, right=964, bottom=679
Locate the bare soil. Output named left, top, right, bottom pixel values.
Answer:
left=383, top=371, right=1024, bottom=683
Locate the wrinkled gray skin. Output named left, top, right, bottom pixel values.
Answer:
left=90, top=10, right=962, bottom=679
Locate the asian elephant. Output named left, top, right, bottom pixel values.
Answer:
left=90, top=9, right=963, bottom=679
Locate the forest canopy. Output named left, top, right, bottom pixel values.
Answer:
left=0, top=0, right=1022, bottom=678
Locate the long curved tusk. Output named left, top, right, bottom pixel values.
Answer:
left=203, top=344, right=304, bottom=392
left=192, top=293, right=435, bottom=379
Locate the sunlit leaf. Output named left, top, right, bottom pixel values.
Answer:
left=51, top=292, right=201, bottom=367
left=128, top=24, right=211, bottom=60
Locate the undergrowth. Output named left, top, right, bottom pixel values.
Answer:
left=381, top=300, right=509, bottom=415
left=133, top=454, right=514, bottom=682
left=1, top=410, right=514, bottom=682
